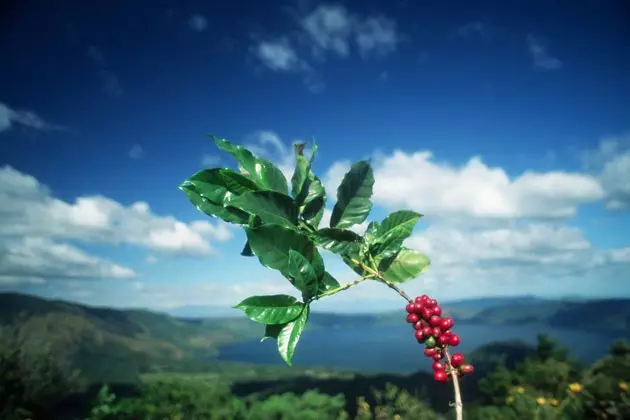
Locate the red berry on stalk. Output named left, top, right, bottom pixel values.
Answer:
left=426, top=298, right=438, bottom=308
left=438, top=334, right=450, bottom=346
left=432, top=353, right=443, bottom=361
left=432, top=361, right=445, bottom=371
left=449, top=334, right=461, bottom=346
left=406, top=303, right=415, bottom=313
left=413, top=302, right=424, bottom=313
left=422, top=326, right=432, bottom=337
left=419, top=294, right=429, bottom=301
left=421, top=307, right=433, bottom=320
left=440, top=317, right=454, bottom=330
left=429, top=315, right=442, bottom=326
left=460, top=364, right=474, bottom=375
left=424, top=348, right=437, bottom=357
left=406, top=313, right=419, bottom=324
left=433, top=370, right=448, bottom=382
left=415, top=329, right=425, bottom=341
left=451, top=353, right=465, bottom=367
left=414, top=321, right=423, bottom=330
left=432, top=306, right=442, bottom=316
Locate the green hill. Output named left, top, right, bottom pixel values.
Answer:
left=0, top=292, right=264, bottom=384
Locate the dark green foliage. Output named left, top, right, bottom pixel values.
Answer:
left=180, top=136, right=431, bottom=365
left=0, top=326, right=81, bottom=420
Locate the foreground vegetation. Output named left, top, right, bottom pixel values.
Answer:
left=2, top=319, right=629, bottom=419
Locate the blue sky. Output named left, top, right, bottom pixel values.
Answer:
left=1, top=0, right=629, bottom=313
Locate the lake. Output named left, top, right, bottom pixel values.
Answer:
left=216, top=323, right=626, bottom=374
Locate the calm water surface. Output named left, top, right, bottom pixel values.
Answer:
left=216, top=323, right=625, bottom=374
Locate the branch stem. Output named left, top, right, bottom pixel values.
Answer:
left=307, top=276, right=370, bottom=302
left=444, top=347, right=464, bottom=420
left=349, top=257, right=463, bottom=419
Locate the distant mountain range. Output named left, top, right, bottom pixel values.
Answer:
left=0, top=292, right=628, bottom=386
left=163, top=295, right=546, bottom=319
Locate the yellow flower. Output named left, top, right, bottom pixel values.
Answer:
left=568, top=383, right=583, bottom=393
left=536, top=397, right=547, bottom=405
left=513, top=386, right=525, bottom=394
left=620, top=381, right=629, bottom=392
left=550, top=399, right=559, bottom=406
left=506, top=396, right=514, bottom=405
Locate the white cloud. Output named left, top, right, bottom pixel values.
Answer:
left=0, top=101, right=66, bottom=134
left=0, top=237, right=136, bottom=280
left=251, top=5, right=400, bottom=92
left=301, top=5, right=353, bottom=57
left=128, top=144, right=144, bottom=159
left=325, top=150, right=604, bottom=221
left=255, top=38, right=304, bottom=72
left=527, top=35, right=563, bottom=71
left=354, top=16, right=399, bottom=58
left=402, top=223, right=630, bottom=297
left=188, top=14, right=208, bottom=32
left=583, top=133, right=630, bottom=210
left=0, top=165, right=234, bottom=280
left=129, top=279, right=298, bottom=309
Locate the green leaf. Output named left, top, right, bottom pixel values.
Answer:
left=302, top=195, right=325, bottom=226
left=233, top=295, right=304, bottom=325
left=213, top=136, right=288, bottom=194
left=185, top=168, right=259, bottom=203
left=277, top=305, right=310, bottom=366
left=179, top=183, right=249, bottom=224
left=312, top=228, right=362, bottom=255
left=261, top=324, right=285, bottom=342
left=287, top=250, right=318, bottom=301
left=341, top=243, right=367, bottom=277
left=372, top=210, right=422, bottom=259
left=291, top=154, right=309, bottom=200
left=244, top=224, right=316, bottom=278
left=330, top=161, right=374, bottom=229
left=318, top=271, right=340, bottom=294
left=310, top=249, right=326, bottom=280
left=364, top=221, right=380, bottom=243
left=228, top=191, right=298, bottom=228
left=380, top=248, right=431, bottom=283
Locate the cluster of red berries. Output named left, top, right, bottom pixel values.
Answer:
left=406, top=294, right=474, bottom=382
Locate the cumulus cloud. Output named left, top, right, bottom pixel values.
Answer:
left=254, top=38, right=305, bottom=72
left=299, top=5, right=399, bottom=59
left=324, top=150, right=604, bottom=221
left=404, top=223, right=630, bottom=295
left=583, top=132, right=630, bottom=210
left=0, top=166, right=233, bottom=280
left=251, top=4, right=400, bottom=92
left=527, top=35, right=563, bottom=71
left=0, top=101, right=67, bottom=134
left=0, top=237, right=136, bottom=281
